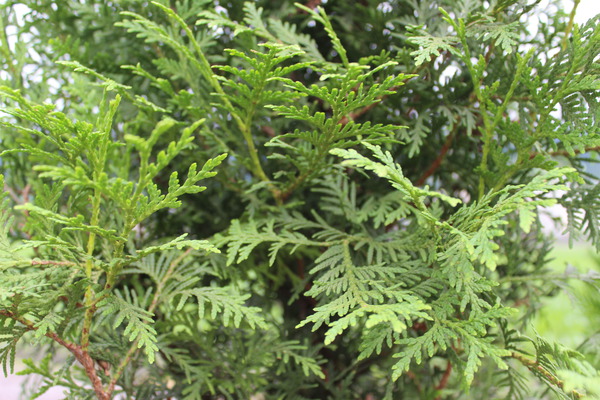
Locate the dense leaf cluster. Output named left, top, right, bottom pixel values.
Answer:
left=0, top=0, right=599, bottom=399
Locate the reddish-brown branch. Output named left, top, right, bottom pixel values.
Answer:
left=5, top=184, right=33, bottom=240
left=339, top=75, right=416, bottom=126
left=339, top=101, right=381, bottom=125
left=279, top=170, right=310, bottom=203
left=0, top=309, right=109, bottom=399
left=406, top=370, right=422, bottom=393
left=3, top=185, right=21, bottom=204
left=416, top=129, right=457, bottom=186
left=261, top=125, right=276, bottom=138
left=21, top=184, right=31, bottom=214
left=337, top=67, right=422, bottom=127
left=276, top=66, right=419, bottom=203
left=304, top=0, right=322, bottom=10
left=434, top=360, right=453, bottom=400
left=4, top=183, right=31, bottom=211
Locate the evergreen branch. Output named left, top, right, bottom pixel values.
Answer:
left=529, top=146, right=600, bottom=159
left=218, top=218, right=327, bottom=266
left=97, top=291, right=159, bottom=363
left=31, top=259, right=78, bottom=267
left=490, top=49, right=535, bottom=134
left=2, top=2, right=599, bottom=398
left=295, top=3, right=349, bottom=68
left=82, top=94, right=121, bottom=353
left=510, top=352, right=584, bottom=399
left=174, top=287, right=266, bottom=329
left=562, top=0, right=581, bottom=51
left=14, top=205, right=123, bottom=241
left=106, top=248, right=193, bottom=398
left=331, top=143, right=462, bottom=212
left=438, top=9, right=494, bottom=200
left=56, top=61, right=133, bottom=97
left=271, top=339, right=325, bottom=378
left=485, top=49, right=538, bottom=193
left=338, top=72, right=416, bottom=126
left=0, top=310, right=108, bottom=400
left=150, top=2, right=276, bottom=198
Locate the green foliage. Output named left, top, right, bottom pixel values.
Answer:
left=0, top=0, right=599, bottom=399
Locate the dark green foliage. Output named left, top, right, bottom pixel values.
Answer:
left=1, top=0, right=599, bottom=399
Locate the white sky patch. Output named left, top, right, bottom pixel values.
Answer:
left=524, top=0, right=597, bottom=38
left=573, top=0, right=600, bottom=24
left=377, top=2, right=393, bottom=13
left=531, top=0, right=599, bottom=24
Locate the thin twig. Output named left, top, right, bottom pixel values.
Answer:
left=562, top=0, right=580, bottom=51
left=3, top=184, right=21, bottom=204
left=0, top=310, right=109, bottom=400
left=31, top=259, right=78, bottom=267
left=511, top=351, right=584, bottom=399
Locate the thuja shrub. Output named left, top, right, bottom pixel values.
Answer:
left=1, top=0, right=599, bottom=398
